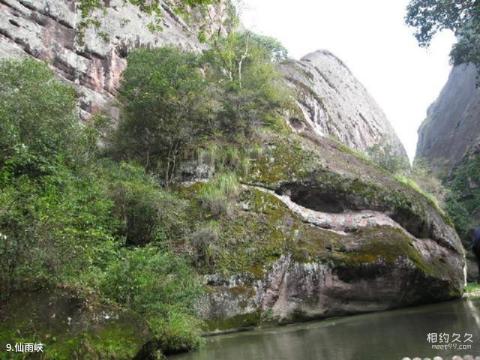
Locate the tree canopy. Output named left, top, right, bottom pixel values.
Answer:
left=405, top=0, right=480, bottom=67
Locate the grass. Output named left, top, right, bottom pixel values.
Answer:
left=394, top=174, right=449, bottom=221
left=465, top=283, right=480, bottom=297
left=197, top=172, right=240, bottom=217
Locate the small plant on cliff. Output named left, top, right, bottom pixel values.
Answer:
left=198, top=172, right=240, bottom=217
left=203, top=31, right=291, bottom=137
left=367, top=144, right=410, bottom=174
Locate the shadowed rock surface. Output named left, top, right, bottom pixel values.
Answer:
left=416, top=63, right=480, bottom=177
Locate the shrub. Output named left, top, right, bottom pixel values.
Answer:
left=190, top=225, right=219, bottom=269
left=112, top=47, right=217, bottom=184
left=367, top=144, right=410, bottom=174
left=204, top=31, right=292, bottom=137
left=0, top=165, right=118, bottom=298
left=0, top=59, right=80, bottom=177
left=198, top=173, right=240, bottom=217
left=101, top=246, right=204, bottom=354
left=105, top=162, right=190, bottom=246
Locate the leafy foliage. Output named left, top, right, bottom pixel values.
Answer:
left=105, top=162, right=190, bottom=246
left=112, top=47, right=217, bottom=184
left=366, top=144, right=410, bottom=174
left=111, top=37, right=291, bottom=183
left=101, top=246, right=204, bottom=353
left=0, top=59, right=204, bottom=355
left=0, top=59, right=79, bottom=177
left=204, top=31, right=291, bottom=136
left=405, top=0, right=480, bottom=67
left=444, top=152, right=480, bottom=239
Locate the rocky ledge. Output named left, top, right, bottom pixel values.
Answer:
left=189, top=129, right=466, bottom=332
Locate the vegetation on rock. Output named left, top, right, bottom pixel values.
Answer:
left=406, top=0, right=480, bottom=69
left=0, top=13, right=465, bottom=356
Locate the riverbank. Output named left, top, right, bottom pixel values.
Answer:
left=465, top=283, right=480, bottom=298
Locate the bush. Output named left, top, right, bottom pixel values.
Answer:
left=0, top=165, right=118, bottom=298
left=112, top=47, right=217, bottom=184
left=198, top=173, right=240, bottom=217
left=101, top=246, right=204, bottom=354
left=204, top=31, right=291, bottom=137
left=105, top=162, right=190, bottom=246
left=367, top=144, right=410, bottom=174
left=190, top=225, right=219, bottom=269
left=444, top=152, right=480, bottom=239
left=0, top=59, right=80, bottom=177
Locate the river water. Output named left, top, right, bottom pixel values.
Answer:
left=172, top=298, right=480, bottom=360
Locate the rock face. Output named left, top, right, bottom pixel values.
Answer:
left=0, top=0, right=465, bottom=346
left=415, top=64, right=480, bottom=281
left=0, top=0, right=229, bottom=119
left=281, top=50, right=408, bottom=159
left=195, top=131, right=465, bottom=331
left=416, top=63, right=480, bottom=176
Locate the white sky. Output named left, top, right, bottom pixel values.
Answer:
left=240, top=0, right=456, bottom=160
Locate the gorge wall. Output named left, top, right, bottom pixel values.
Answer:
left=0, top=0, right=230, bottom=119
left=416, top=63, right=480, bottom=177
left=0, top=1, right=467, bottom=357
left=0, top=0, right=407, bottom=161
left=415, top=63, right=480, bottom=281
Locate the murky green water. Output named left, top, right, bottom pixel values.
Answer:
left=172, top=298, right=480, bottom=360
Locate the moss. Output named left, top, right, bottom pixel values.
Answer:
left=205, top=311, right=262, bottom=332
left=246, top=134, right=317, bottom=186
left=465, top=283, right=480, bottom=297
left=0, top=289, right=151, bottom=359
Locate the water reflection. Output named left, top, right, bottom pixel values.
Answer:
left=172, top=299, right=480, bottom=360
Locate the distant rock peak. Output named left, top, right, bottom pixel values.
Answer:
left=281, top=49, right=408, bottom=160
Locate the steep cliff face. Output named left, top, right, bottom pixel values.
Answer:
left=415, top=64, right=480, bottom=281
left=416, top=63, right=480, bottom=177
left=0, top=3, right=466, bottom=356
left=281, top=50, right=408, bottom=159
left=0, top=0, right=230, bottom=118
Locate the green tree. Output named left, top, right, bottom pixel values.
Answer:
left=405, top=0, right=480, bottom=67
left=204, top=31, right=291, bottom=137
left=113, top=47, right=217, bottom=184
left=0, top=59, right=80, bottom=177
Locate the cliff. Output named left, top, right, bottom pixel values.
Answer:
left=416, top=63, right=480, bottom=177
left=415, top=64, right=480, bottom=281
left=0, top=0, right=230, bottom=119
left=0, top=2, right=466, bottom=358
left=282, top=50, right=408, bottom=159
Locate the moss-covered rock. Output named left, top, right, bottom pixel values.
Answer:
left=0, top=288, right=153, bottom=359
left=184, top=129, right=465, bottom=332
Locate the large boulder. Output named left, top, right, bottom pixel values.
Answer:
left=191, top=130, right=466, bottom=331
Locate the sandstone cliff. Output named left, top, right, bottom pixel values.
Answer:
left=0, top=2, right=466, bottom=356
left=282, top=50, right=408, bottom=159
left=0, top=0, right=230, bottom=118
left=415, top=64, right=480, bottom=281
left=416, top=63, right=480, bottom=177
